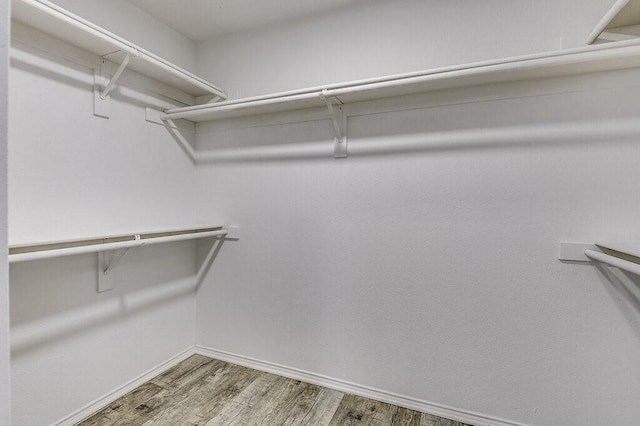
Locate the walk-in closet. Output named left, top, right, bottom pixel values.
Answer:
left=1, top=0, right=640, bottom=425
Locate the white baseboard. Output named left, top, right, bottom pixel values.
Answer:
left=53, top=346, right=196, bottom=426
left=195, top=345, right=529, bottom=426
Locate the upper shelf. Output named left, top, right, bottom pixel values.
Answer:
left=11, top=0, right=227, bottom=99
left=161, top=39, right=640, bottom=123
left=588, top=0, right=640, bottom=44
left=596, top=241, right=640, bottom=259
left=8, top=226, right=229, bottom=263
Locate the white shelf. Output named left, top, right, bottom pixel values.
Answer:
left=588, top=0, right=640, bottom=44
left=596, top=241, right=640, bottom=259
left=162, top=39, right=640, bottom=123
left=11, top=0, right=226, bottom=99
left=9, top=226, right=228, bottom=263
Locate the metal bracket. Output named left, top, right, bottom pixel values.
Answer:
left=93, top=69, right=110, bottom=118
left=101, top=52, right=132, bottom=99
left=97, top=235, right=139, bottom=292
left=320, top=90, right=347, bottom=158
left=93, top=51, right=137, bottom=118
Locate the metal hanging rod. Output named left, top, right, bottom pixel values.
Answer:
left=584, top=249, right=640, bottom=276
left=586, top=0, right=632, bottom=45
left=16, top=0, right=227, bottom=100
left=9, top=227, right=228, bottom=263
left=161, top=37, right=640, bottom=122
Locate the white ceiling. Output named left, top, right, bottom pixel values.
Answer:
left=128, top=0, right=365, bottom=43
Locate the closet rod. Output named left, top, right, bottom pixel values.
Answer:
left=586, top=0, right=631, bottom=44
left=584, top=249, right=640, bottom=276
left=161, top=37, right=640, bottom=122
left=9, top=227, right=228, bottom=263
left=19, top=0, right=227, bottom=100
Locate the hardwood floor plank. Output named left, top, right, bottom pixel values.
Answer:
left=204, top=373, right=291, bottom=425
left=421, top=412, right=471, bottom=426
left=299, top=387, right=344, bottom=425
left=392, top=407, right=422, bottom=425
left=328, top=394, right=399, bottom=425
left=153, top=354, right=213, bottom=388
left=76, top=355, right=475, bottom=426
left=76, top=414, right=115, bottom=426
left=76, top=382, right=164, bottom=426
left=141, top=363, right=261, bottom=425
left=90, top=357, right=228, bottom=426
left=255, top=380, right=322, bottom=425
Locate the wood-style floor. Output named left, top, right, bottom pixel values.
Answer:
left=78, top=354, right=470, bottom=426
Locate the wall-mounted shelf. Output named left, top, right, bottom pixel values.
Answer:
left=159, top=38, right=640, bottom=162
left=9, top=226, right=238, bottom=292
left=11, top=0, right=227, bottom=99
left=587, top=0, right=640, bottom=44
left=9, top=226, right=231, bottom=263
left=559, top=241, right=640, bottom=277
left=161, top=39, right=640, bottom=124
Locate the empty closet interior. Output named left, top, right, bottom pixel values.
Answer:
left=3, top=0, right=640, bottom=425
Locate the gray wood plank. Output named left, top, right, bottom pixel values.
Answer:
left=298, top=387, right=344, bottom=425
left=392, top=407, right=422, bottom=425
left=204, top=372, right=291, bottom=425
left=255, top=379, right=322, bottom=425
left=77, top=355, right=475, bottom=426
left=140, top=363, right=261, bottom=425
left=328, top=394, right=399, bottom=425
left=76, top=382, right=164, bottom=425
left=75, top=414, right=114, bottom=426
left=156, top=355, right=223, bottom=390
left=153, top=354, right=212, bottom=388
left=421, top=412, right=471, bottom=426
left=90, top=357, right=227, bottom=426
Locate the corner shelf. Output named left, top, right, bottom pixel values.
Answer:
left=588, top=0, right=640, bottom=44
left=11, top=0, right=226, bottom=99
left=161, top=39, right=640, bottom=124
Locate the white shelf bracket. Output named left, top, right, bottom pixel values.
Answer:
left=320, top=89, right=347, bottom=158
left=97, top=235, right=139, bottom=292
left=94, top=51, right=137, bottom=118
left=100, top=52, right=133, bottom=99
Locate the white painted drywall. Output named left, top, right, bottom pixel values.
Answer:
left=193, top=2, right=640, bottom=424
left=196, top=0, right=614, bottom=99
left=0, top=1, right=9, bottom=424
left=44, top=0, right=198, bottom=72
left=8, top=22, right=200, bottom=426
left=194, top=70, right=640, bottom=426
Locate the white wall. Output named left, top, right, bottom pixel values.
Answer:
left=196, top=0, right=615, bottom=99
left=194, top=1, right=640, bottom=425
left=194, top=71, right=640, bottom=426
left=48, top=0, right=197, bottom=72
left=0, top=1, right=9, bottom=424
left=8, top=17, right=201, bottom=426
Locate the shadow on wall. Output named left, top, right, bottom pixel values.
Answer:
left=594, top=264, right=640, bottom=342
left=191, top=68, right=640, bottom=164
left=191, top=117, right=640, bottom=165
left=11, top=42, right=186, bottom=113
left=9, top=238, right=224, bottom=356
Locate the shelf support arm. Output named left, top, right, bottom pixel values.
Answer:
left=320, top=89, right=347, bottom=158
left=102, top=247, right=130, bottom=276
left=98, top=234, right=139, bottom=292
left=100, top=52, right=134, bottom=99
